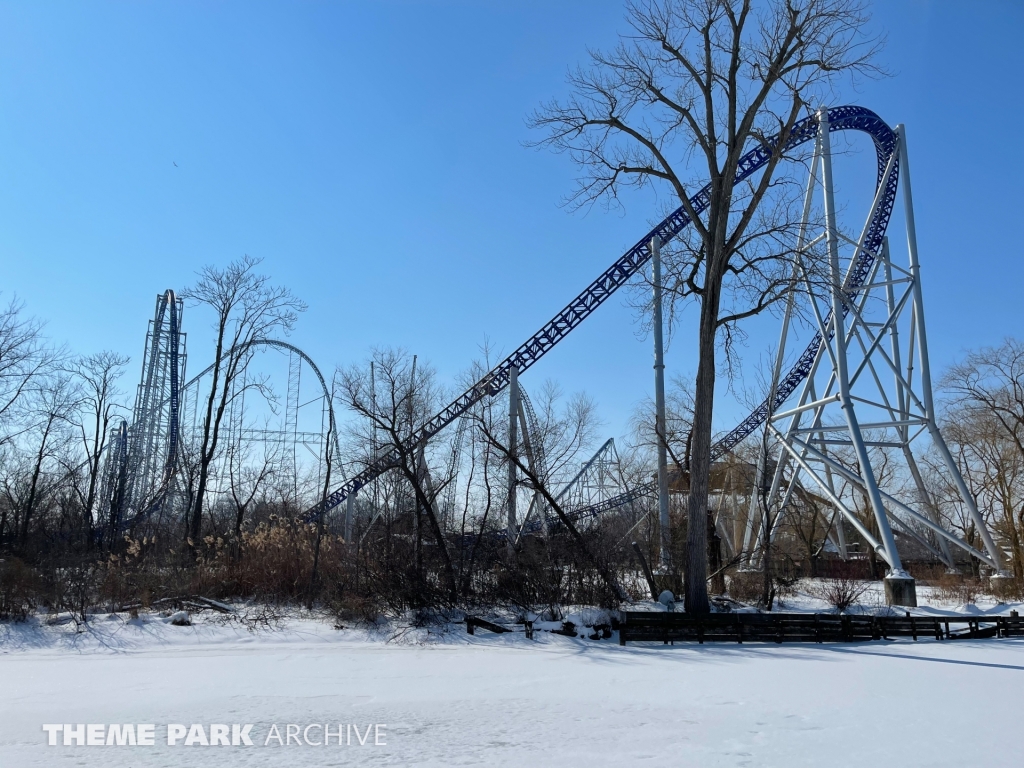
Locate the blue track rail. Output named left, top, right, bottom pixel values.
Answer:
left=308, top=106, right=899, bottom=523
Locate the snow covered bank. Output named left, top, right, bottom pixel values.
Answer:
left=1, top=607, right=1023, bottom=767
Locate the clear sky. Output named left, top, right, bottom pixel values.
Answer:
left=1, top=1, right=1022, bottom=444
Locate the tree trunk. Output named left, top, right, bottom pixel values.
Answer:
left=760, top=520, right=775, bottom=611
left=21, top=417, right=53, bottom=547
left=402, top=447, right=458, bottom=598
left=1006, top=514, right=1023, bottom=581
left=233, top=504, right=246, bottom=560
left=190, top=320, right=227, bottom=549
left=308, top=452, right=332, bottom=608
left=190, top=464, right=210, bottom=546
left=684, top=272, right=722, bottom=614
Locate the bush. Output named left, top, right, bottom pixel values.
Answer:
left=991, top=576, right=1024, bottom=602
left=935, top=573, right=983, bottom=605
left=811, top=575, right=870, bottom=613
left=0, top=558, right=37, bottom=621
left=727, top=570, right=763, bottom=605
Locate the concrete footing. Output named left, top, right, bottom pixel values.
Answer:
left=884, top=574, right=918, bottom=607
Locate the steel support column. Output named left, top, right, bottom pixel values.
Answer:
left=507, top=365, right=520, bottom=552
left=819, top=109, right=906, bottom=577
left=651, top=236, right=671, bottom=571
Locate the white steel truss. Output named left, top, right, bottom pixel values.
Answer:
left=746, top=110, right=1008, bottom=579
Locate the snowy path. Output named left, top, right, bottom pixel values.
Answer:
left=1, top=616, right=1022, bottom=767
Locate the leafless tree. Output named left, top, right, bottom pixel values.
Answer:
left=0, top=296, right=60, bottom=448
left=940, top=343, right=1024, bottom=579
left=473, top=383, right=626, bottom=602
left=181, top=256, right=306, bottom=551
left=338, top=348, right=458, bottom=600
left=226, top=418, right=281, bottom=557
left=631, top=375, right=696, bottom=472
left=944, top=409, right=1023, bottom=579
left=67, top=351, right=130, bottom=540
left=14, top=373, right=82, bottom=548
left=943, top=339, right=1024, bottom=464
left=308, top=375, right=339, bottom=605
left=528, top=0, right=883, bottom=613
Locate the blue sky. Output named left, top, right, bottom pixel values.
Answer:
left=1, top=1, right=1022, bottom=443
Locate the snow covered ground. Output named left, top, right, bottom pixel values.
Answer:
left=1, top=594, right=1022, bottom=768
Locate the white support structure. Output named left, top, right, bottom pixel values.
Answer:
left=651, top=236, right=671, bottom=571
left=344, top=492, right=355, bottom=544
left=746, top=111, right=1008, bottom=604
left=504, top=371, right=553, bottom=545
left=507, top=365, right=520, bottom=553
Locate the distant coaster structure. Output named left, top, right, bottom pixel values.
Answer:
left=101, top=290, right=185, bottom=535
left=102, top=299, right=341, bottom=533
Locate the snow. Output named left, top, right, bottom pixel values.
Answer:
left=1, top=600, right=1023, bottom=767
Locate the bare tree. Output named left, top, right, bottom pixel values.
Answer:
left=475, top=414, right=627, bottom=603
left=471, top=380, right=628, bottom=602
left=68, top=351, right=130, bottom=541
left=529, top=0, right=882, bottom=612
left=181, top=256, right=306, bottom=551
left=943, top=339, right=1024, bottom=465
left=338, top=348, right=458, bottom=600
left=947, top=410, right=1023, bottom=579
left=307, top=396, right=336, bottom=607
left=226, top=419, right=281, bottom=557
left=0, top=296, right=59, bottom=448
left=939, top=344, right=1024, bottom=580
left=15, top=373, right=82, bottom=548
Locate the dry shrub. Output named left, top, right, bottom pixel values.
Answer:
left=810, top=575, right=870, bottom=613
left=774, top=572, right=800, bottom=599
left=0, top=558, right=38, bottom=621
left=36, top=555, right=103, bottom=622
left=238, top=604, right=285, bottom=632
left=935, top=572, right=984, bottom=605
left=991, top=576, right=1024, bottom=602
left=203, top=519, right=347, bottom=602
left=329, top=594, right=382, bottom=627
left=97, top=536, right=164, bottom=611
left=727, top=570, right=764, bottom=605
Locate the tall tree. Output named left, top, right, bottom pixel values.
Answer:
left=68, top=351, right=129, bottom=541
left=182, top=256, right=306, bottom=549
left=942, top=339, right=1024, bottom=579
left=338, top=349, right=459, bottom=600
left=0, top=296, right=59, bottom=448
left=942, top=407, right=1024, bottom=580
left=17, top=372, right=82, bottom=548
left=472, top=382, right=627, bottom=602
left=529, top=0, right=881, bottom=612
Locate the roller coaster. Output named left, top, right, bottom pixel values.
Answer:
left=101, top=311, right=341, bottom=534
left=105, top=106, right=1011, bottom=599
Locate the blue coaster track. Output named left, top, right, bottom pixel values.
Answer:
left=309, top=105, right=900, bottom=523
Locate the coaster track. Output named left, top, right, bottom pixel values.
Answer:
left=110, top=289, right=184, bottom=530
left=112, top=334, right=341, bottom=531
left=307, top=105, right=900, bottom=521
